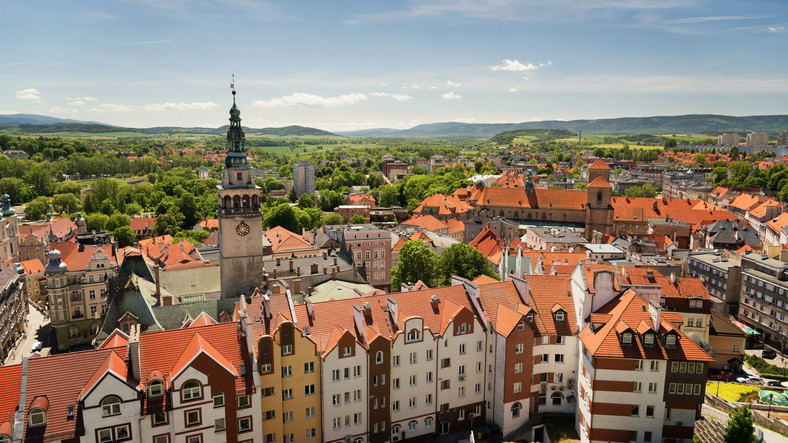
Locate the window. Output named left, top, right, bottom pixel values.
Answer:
left=517, top=321, right=525, bottom=331
left=426, top=393, right=432, bottom=404
left=696, top=363, right=704, bottom=374
left=282, top=365, right=292, bottom=377
left=410, top=375, right=417, bottom=386
left=633, top=382, right=642, bottom=392
left=261, top=363, right=272, bottom=374
left=648, top=382, right=657, bottom=393
left=409, top=397, right=417, bottom=408
left=650, top=361, right=659, bottom=372
left=393, top=355, right=400, bottom=366
left=458, top=365, right=466, bottom=376
left=645, top=431, right=653, bottom=442
left=635, top=360, right=643, bottom=371
left=406, top=328, right=421, bottom=342
left=410, top=352, right=417, bottom=363
left=186, top=410, right=200, bottom=426
left=441, top=380, right=451, bottom=390
left=264, top=410, right=276, bottom=421
left=29, top=408, right=45, bottom=426
left=149, top=380, right=164, bottom=397
left=555, top=354, right=564, bottom=363
left=376, top=351, right=383, bottom=364
left=408, top=421, right=417, bottom=432
left=458, top=386, right=465, bottom=397
left=441, top=358, right=451, bottom=368
left=426, top=371, right=433, bottom=382
left=512, top=402, right=521, bottom=418
left=264, top=433, right=276, bottom=443
left=304, top=362, right=314, bottom=373
left=515, top=343, right=524, bottom=354
left=333, top=417, right=341, bottom=429
left=153, top=411, right=167, bottom=425
left=213, top=392, right=225, bottom=407
left=631, top=405, right=639, bottom=417
left=514, top=382, right=522, bottom=394
left=98, top=429, right=113, bottom=443
left=305, top=428, right=316, bottom=440
left=459, top=343, right=466, bottom=354
left=694, top=384, right=702, bottom=395
left=622, top=332, right=633, bottom=344
left=555, top=311, right=565, bottom=322
left=354, top=365, right=362, bottom=377
left=332, top=369, right=341, bottom=381
left=671, top=361, right=679, bottom=372
left=665, top=334, right=677, bottom=347
left=514, top=362, right=523, bottom=373
left=283, top=389, right=293, bottom=400
left=333, top=394, right=341, bottom=406
left=475, top=383, right=482, bottom=394
left=239, top=417, right=252, bottom=432
left=643, top=333, right=655, bottom=346
left=426, top=349, right=433, bottom=360
left=101, top=396, right=121, bottom=416
left=393, top=400, right=400, bottom=412
left=393, top=378, right=400, bottom=389
left=215, top=418, right=226, bottom=431
left=425, top=417, right=433, bottom=428
left=343, top=346, right=352, bottom=356
left=679, top=362, right=687, bottom=373
left=153, top=435, right=169, bottom=443
left=305, top=384, right=315, bottom=396
left=646, top=405, right=654, bottom=418
left=182, top=381, right=201, bottom=401
left=305, top=406, right=315, bottom=418
left=353, top=389, right=362, bottom=401
left=630, top=431, right=638, bottom=443
left=237, top=395, right=250, bottom=409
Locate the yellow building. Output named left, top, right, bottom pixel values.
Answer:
left=244, top=292, right=323, bottom=443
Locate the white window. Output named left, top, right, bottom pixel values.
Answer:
left=182, top=381, right=201, bottom=401
left=376, top=351, right=384, bottom=364
left=426, top=371, right=433, bottom=383
left=426, top=349, right=433, bottom=360
left=459, top=343, right=466, bottom=354
left=213, top=391, right=225, bottom=407
left=409, top=397, right=416, bottom=408
left=101, top=396, right=121, bottom=416
left=407, top=328, right=421, bottom=342
left=515, top=343, right=524, bottom=354
left=305, top=406, right=316, bottom=418
left=410, top=352, right=417, bottom=364
left=514, top=363, right=523, bottom=373
left=282, top=365, right=292, bottom=377
left=514, top=382, right=522, bottom=393
left=304, top=362, right=314, bottom=373
left=410, top=375, right=417, bottom=386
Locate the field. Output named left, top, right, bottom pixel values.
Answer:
left=706, top=382, right=760, bottom=402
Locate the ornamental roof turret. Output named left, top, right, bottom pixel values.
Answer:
left=224, top=81, right=250, bottom=170
left=1, top=194, right=15, bottom=217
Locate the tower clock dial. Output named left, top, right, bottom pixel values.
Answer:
left=235, top=221, right=250, bottom=236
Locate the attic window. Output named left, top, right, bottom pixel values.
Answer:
left=554, top=311, right=565, bottom=322
left=148, top=380, right=164, bottom=397
left=665, top=333, right=677, bottom=348
left=406, top=328, right=421, bottom=342
left=29, top=408, right=46, bottom=427
left=517, top=321, right=525, bottom=331
left=621, top=332, right=633, bottom=345
left=643, top=333, right=655, bottom=346
left=526, top=312, right=535, bottom=323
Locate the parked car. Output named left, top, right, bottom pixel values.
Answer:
left=737, top=375, right=763, bottom=384
left=762, top=349, right=777, bottom=359
left=767, top=380, right=783, bottom=387
left=31, top=341, right=43, bottom=353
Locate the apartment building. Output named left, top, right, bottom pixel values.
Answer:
left=44, top=242, right=119, bottom=350
left=324, top=224, right=392, bottom=291
left=687, top=252, right=742, bottom=316
left=717, top=133, right=740, bottom=146
left=1, top=321, right=259, bottom=443
left=0, top=265, right=25, bottom=363
left=746, top=131, right=769, bottom=147
left=738, top=252, right=788, bottom=349
left=0, top=195, right=19, bottom=267
left=293, top=160, right=315, bottom=196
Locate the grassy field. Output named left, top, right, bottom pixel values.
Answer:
left=706, top=382, right=760, bottom=402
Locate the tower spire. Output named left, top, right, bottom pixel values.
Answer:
left=224, top=75, right=248, bottom=169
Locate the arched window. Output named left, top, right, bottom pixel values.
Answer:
left=232, top=195, right=240, bottom=209
left=392, top=425, right=401, bottom=441
left=376, top=351, right=383, bottom=364
left=517, top=321, right=525, bottom=331
left=223, top=195, right=231, bottom=209
left=406, top=328, right=421, bottom=342
left=101, top=396, right=121, bottom=416
left=182, top=381, right=201, bottom=401
left=0, top=434, right=11, bottom=443
left=424, top=417, right=433, bottom=428
left=408, top=420, right=417, bottom=431
left=213, top=391, right=225, bottom=407
left=551, top=392, right=563, bottom=406
left=29, top=408, right=46, bottom=426
left=148, top=380, right=164, bottom=397
left=511, top=402, right=521, bottom=418
left=242, top=195, right=250, bottom=208
left=597, top=192, right=602, bottom=204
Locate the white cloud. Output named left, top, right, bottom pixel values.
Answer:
left=509, top=87, right=519, bottom=92
left=49, top=107, right=79, bottom=115
left=66, top=96, right=99, bottom=106
left=16, top=88, right=41, bottom=101
left=402, top=85, right=420, bottom=90
left=490, top=59, right=551, bottom=72
left=144, top=102, right=218, bottom=111
left=369, top=92, right=413, bottom=102
left=447, top=80, right=461, bottom=88
left=521, top=76, right=530, bottom=80
left=769, top=26, right=784, bottom=32
left=442, top=92, right=462, bottom=100
left=665, top=15, right=775, bottom=24
left=252, top=93, right=368, bottom=108
left=379, top=81, right=389, bottom=87
left=90, top=103, right=134, bottom=112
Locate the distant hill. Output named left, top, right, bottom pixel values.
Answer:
left=0, top=114, right=338, bottom=137
left=489, top=129, right=576, bottom=145
left=341, top=114, right=788, bottom=138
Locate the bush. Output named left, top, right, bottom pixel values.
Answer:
left=746, top=354, right=787, bottom=378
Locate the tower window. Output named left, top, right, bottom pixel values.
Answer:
left=596, top=192, right=602, bottom=204
left=237, top=172, right=242, bottom=180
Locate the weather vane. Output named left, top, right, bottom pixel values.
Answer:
left=230, top=74, right=236, bottom=96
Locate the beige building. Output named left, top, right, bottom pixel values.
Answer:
left=746, top=131, right=769, bottom=147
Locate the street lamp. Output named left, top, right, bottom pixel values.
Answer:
left=768, top=393, right=774, bottom=418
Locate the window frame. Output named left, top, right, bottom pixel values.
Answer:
left=101, top=395, right=121, bottom=417
left=182, top=380, right=202, bottom=401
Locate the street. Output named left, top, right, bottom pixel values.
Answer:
left=4, top=302, right=50, bottom=365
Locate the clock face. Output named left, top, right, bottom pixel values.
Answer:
left=236, top=222, right=250, bottom=236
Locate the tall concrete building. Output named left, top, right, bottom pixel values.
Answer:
left=217, top=89, right=264, bottom=299
left=778, top=130, right=788, bottom=146
left=717, top=133, right=740, bottom=146
left=746, top=132, right=769, bottom=147
left=293, top=160, right=315, bottom=196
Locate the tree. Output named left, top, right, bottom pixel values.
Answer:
left=263, top=203, right=301, bottom=233
left=725, top=406, right=756, bottom=443
left=52, top=193, right=81, bottom=214
left=25, top=196, right=51, bottom=221
left=0, top=177, right=29, bottom=204
left=320, top=213, right=345, bottom=226
left=378, top=185, right=400, bottom=207
left=55, top=181, right=82, bottom=196
left=178, top=192, right=200, bottom=229
left=664, top=138, right=678, bottom=149
left=318, top=190, right=344, bottom=212
left=172, top=229, right=211, bottom=246
left=391, top=241, right=437, bottom=288
left=153, top=213, right=180, bottom=237
left=85, top=213, right=109, bottom=232
left=436, top=243, right=497, bottom=286
left=112, top=226, right=136, bottom=248
left=349, top=214, right=366, bottom=224
left=298, top=193, right=315, bottom=209
left=24, top=165, right=55, bottom=197
left=574, top=182, right=587, bottom=190
left=106, top=213, right=131, bottom=232
left=366, top=174, right=383, bottom=189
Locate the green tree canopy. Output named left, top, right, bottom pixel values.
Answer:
left=263, top=203, right=301, bottom=233
left=106, top=213, right=131, bottom=232
left=112, top=226, right=136, bottom=248
left=391, top=241, right=438, bottom=289
left=0, top=177, right=30, bottom=205
left=153, top=213, right=180, bottom=237
left=437, top=243, right=497, bottom=286
left=724, top=406, right=756, bottom=443
left=25, top=196, right=51, bottom=221
left=320, top=213, right=345, bottom=226
left=85, top=213, right=109, bottom=232
left=298, top=193, right=315, bottom=209
left=349, top=214, right=366, bottom=224
left=52, top=193, right=81, bottom=214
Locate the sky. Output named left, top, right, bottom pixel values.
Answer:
left=1, top=0, right=787, bottom=132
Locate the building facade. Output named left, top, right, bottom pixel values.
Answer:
left=293, top=160, right=316, bottom=196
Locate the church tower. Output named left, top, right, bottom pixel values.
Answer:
left=218, top=86, right=264, bottom=298
left=584, top=159, right=614, bottom=240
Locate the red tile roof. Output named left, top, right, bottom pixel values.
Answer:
left=469, top=226, right=504, bottom=258
left=78, top=351, right=132, bottom=400
left=130, top=217, right=157, bottom=231
left=400, top=214, right=449, bottom=232
left=18, top=218, right=78, bottom=241
left=611, top=196, right=737, bottom=227
left=19, top=258, right=45, bottom=275
left=766, top=212, right=788, bottom=235
left=588, top=158, right=611, bottom=170
left=446, top=219, right=465, bottom=235
left=265, top=226, right=316, bottom=254
left=587, top=175, right=612, bottom=188
left=0, top=365, right=22, bottom=433
left=99, top=329, right=129, bottom=350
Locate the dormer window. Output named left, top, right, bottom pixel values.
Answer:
left=29, top=408, right=46, bottom=426
left=517, top=321, right=525, bottom=331
left=457, top=323, right=468, bottom=335
left=526, top=313, right=535, bottom=323
left=643, top=333, right=655, bottom=346
left=621, top=332, right=633, bottom=345
left=148, top=380, right=164, bottom=397
left=406, top=328, right=421, bottom=342
left=101, top=396, right=121, bottom=416
left=555, top=311, right=565, bottom=322
left=182, top=381, right=201, bottom=401
left=343, top=346, right=352, bottom=356
left=665, top=333, right=677, bottom=348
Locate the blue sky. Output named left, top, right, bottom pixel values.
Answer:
left=2, top=0, right=787, bottom=131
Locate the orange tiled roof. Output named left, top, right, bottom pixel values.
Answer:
left=18, top=218, right=77, bottom=241
left=588, top=158, right=611, bottom=170
left=130, top=217, right=157, bottom=231
left=750, top=199, right=781, bottom=219
left=79, top=351, right=131, bottom=400
left=766, top=212, right=788, bottom=235
left=578, top=289, right=713, bottom=361
left=99, top=329, right=129, bottom=350
left=446, top=219, right=465, bottom=235
left=414, top=193, right=473, bottom=216
left=400, top=214, right=449, bottom=232
left=729, top=194, right=766, bottom=212
left=392, top=236, right=407, bottom=252
left=0, top=365, right=22, bottom=434
left=472, top=274, right=499, bottom=285
left=189, top=312, right=219, bottom=327
left=587, top=175, right=612, bottom=188
left=611, top=196, right=737, bottom=227
left=265, top=226, right=316, bottom=253
left=19, top=258, right=45, bottom=275
left=50, top=241, right=118, bottom=272
left=526, top=275, right=575, bottom=336
left=469, top=226, right=504, bottom=258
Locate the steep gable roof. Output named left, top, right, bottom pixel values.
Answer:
left=400, top=214, right=449, bottom=232
left=78, top=351, right=133, bottom=400
left=588, top=158, right=611, bottom=170
left=170, top=332, right=238, bottom=381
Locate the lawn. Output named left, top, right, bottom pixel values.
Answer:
left=706, top=382, right=760, bottom=402
left=545, top=416, right=579, bottom=443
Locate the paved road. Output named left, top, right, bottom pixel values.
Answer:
left=4, top=303, right=50, bottom=365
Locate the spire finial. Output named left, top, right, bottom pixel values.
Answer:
left=230, top=74, right=236, bottom=99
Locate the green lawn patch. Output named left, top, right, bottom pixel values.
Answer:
left=706, top=382, right=760, bottom=402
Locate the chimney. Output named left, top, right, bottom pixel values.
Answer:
left=294, top=279, right=301, bottom=295
left=78, top=243, right=85, bottom=252
left=332, top=267, right=336, bottom=279
left=516, top=246, right=523, bottom=277
left=289, top=259, right=294, bottom=271
left=362, top=301, right=373, bottom=320
left=297, top=266, right=301, bottom=276
left=311, top=262, right=318, bottom=274
left=305, top=296, right=314, bottom=322
left=262, top=294, right=272, bottom=319
left=128, top=324, right=141, bottom=381
left=670, top=273, right=676, bottom=284
left=333, top=257, right=338, bottom=265
left=154, top=266, right=162, bottom=305
left=323, top=266, right=328, bottom=275
left=430, top=294, right=440, bottom=308
left=273, top=268, right=277, bottom=279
